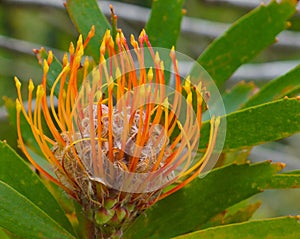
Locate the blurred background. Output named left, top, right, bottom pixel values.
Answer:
left=0, top=0, right=299, bottom=220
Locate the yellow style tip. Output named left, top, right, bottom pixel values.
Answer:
left=116, top=32, right=121, bottom=44
left=36, top=85, right=45, bottom=99
left=43, top=59, right=49, bottom=73
left=130, top=34, right=138, bottom=48
left=77, top=34, right=83, bottom=46
left=28, top=79, right=35, bottom=92
left=100, top=40, right=106, bottom=54
left=63, top=53, right=69, bottom=66
left=183, top=77, right=191, bottom=93
left=69, top=42, right=75, bottom=55
left=14, top=76, right=21, bottom=89
left=147, top=67, right=153, bottom=81
left=47, top=51, right=53, bottom=65
left=89, top=25, right=95, bottom=38
left=170, top=46, right=176, bottom=58
left=76, top=46, right=84, bottom=61
left=187, top=92, right=193, bottom=104
left=105, top=29, right=111, bottom=36
left=139, top=29, right=147, bottom=39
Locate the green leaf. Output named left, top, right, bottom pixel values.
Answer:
left=222, top=201, right=262, bottom=225
left=267, top=174, right=300, bottom=188
left=221, top=81, right=256, bottom=114
left=0, top=228, right=10, bottom=239
left=0, top=141, right=75, bottom=237
left=197, top=0, right=297, bottom=88
left=66, top=0, right=111, bottom=61
left=146, top=0, right=185, bottom=48
left=284, top=170, right=300, bottom=175
left=244, top=64, right=300, bottom=108
left=0, top=181, right=76, bottom=239
left=73, top=201, right=93, bottom=239
left=199, top=201, right=261, bottom=230
left=200, top=97, right=300, bottom=150
left=217, top=149, right=251, bottom=166
left=203, top=81, right=256, bottom=121
left=172, top=216, right=300, bottom=239
left=35, top=48, right=63, bottom=97
left=124, top=162, right=282, bottom=239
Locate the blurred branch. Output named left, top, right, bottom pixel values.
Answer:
left=101, top=1, right=300, bottom=49
left=4, top=0, right=296, bottom=11
left=204, top=0, right=270, bottom=8
left=1, top=35, right=46, bottom=55
left=1, top=0, right=63, bottom=8
left=0, top=97, right=56, bottom=121
left=0, top=56, right=41, bottom=79
left=3, top=0, right=300, bottom=49
left=205, top=0, right=300, bottom=10
left=250, top=143, right=300, bottom=171
left=231, top=60, right=300, bottom=81
left=0, top=35, right=64, bottom=57
left=0, top=107, right=7, bottom=121
left=178, top=60, right=300, bottom=81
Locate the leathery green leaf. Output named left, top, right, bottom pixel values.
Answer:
left=203, top=81, right=256, bottom=121
left=197, top=0, right=297, bottom=88
left=173, top=216, right=300, bottom=239
left=124, top=162, right=282, bottom=239
left=284, top=170, right=300, bottom=175
left=221, top=81, right=256, bottom=114
left=0, top=228, right=9, bottom=239
left=200, top=201, right=262, bottom=230
left=146, top=0, right=185, bottom=48
left=0, top=141, right=75, bottom=236
left=0, top=181, right=76, bottom=239
left=244, top=64, right=300, bottom=108
left=200, top=97, right=300, bottom=150
left=267, top=174, right=300, bottom=189
left=66, top=0, right=111, bottom=61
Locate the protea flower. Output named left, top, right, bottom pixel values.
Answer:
left=15, top=26, right=220, bottom=238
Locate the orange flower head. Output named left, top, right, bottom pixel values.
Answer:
left=15, top=27, right=221, bottom=238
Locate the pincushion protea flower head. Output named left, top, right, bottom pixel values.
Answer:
left=15, top=26, right=221, bottom=238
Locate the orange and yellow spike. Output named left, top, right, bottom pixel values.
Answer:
left=16, top=26, right=219, bottom=207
